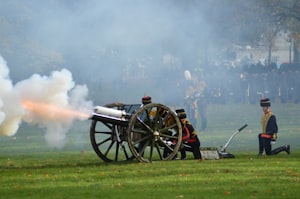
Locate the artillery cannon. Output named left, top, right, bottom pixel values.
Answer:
left=89, top=102, right=183, bottom=163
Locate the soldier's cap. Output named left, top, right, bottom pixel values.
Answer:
left=142, top=96, right=152, bottom=105
left=175, top=109, right=187, bottom=119
left=260, top=98, right=271, bottom=107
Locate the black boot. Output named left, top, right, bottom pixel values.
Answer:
left=271, top=145, right=288, bottom=155
left=180, top=149, right=186, bottom=160
left=286, top=145, right=290, bottom=155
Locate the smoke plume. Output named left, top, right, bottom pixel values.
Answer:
left=0, top=54, right=92, bottom=148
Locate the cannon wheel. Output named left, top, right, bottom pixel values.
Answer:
left=127, top=103, right=182, bottom=163
left=90, top=102, right=133, bottom=162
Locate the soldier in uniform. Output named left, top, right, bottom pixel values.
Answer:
left=176, top=109, right=201, bottom=159
left=184, top=80, right=208, bottom=131
left=258, top=98, right=290, bottom=156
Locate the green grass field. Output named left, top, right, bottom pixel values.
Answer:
left=0, top=103, right=299, bottom=198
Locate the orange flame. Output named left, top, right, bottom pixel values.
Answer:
left=22, top=100, right=89, bottom=122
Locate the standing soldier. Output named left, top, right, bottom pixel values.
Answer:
left=196, top=80, right=208, bottom=131
left=184, top=83, right=198, bottom=126
left=184, top=79, right=208, bottom=131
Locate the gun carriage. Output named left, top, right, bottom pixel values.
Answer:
left=89, top=102, right=183, bottom=163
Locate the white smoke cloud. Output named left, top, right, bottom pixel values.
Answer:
left=0, top=54, right=93, bottom=148
left=0, top=56, right=22, bottom=137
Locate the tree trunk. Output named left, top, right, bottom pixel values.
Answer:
left=293, top=39, right=299, bottom=63
left=268, top=43, right=272, bottom=66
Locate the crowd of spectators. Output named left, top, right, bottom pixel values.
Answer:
left=91, top=54, right=300, bottom=106
left=202, top=62, right=300, bottom=105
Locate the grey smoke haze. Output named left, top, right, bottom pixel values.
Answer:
left=1, top=1, right=259, bottom=147
left=2, top=0, right=215, bottom=147
left=3, top=1, right=265, bottom=91
left=6, top=0, right=216, bottom=81
left=29, top=1, right=210, bottom=49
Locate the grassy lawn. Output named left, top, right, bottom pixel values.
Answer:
left=0, top=103, right=299, bottom=198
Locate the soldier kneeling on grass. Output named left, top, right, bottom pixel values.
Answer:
left=258, top=98, right=290, bottom=156
left=176, top=109, right=201, bottom=160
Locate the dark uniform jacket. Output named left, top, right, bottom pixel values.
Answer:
left=261, top=111, right=278, bottom=140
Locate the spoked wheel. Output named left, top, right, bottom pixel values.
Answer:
left=90, top=102, right=133, bottom=162
left=127, top=103, right=182, bottom=163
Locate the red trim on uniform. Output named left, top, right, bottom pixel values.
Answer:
left=187, top=137, right=196, bottom=143
left=261, top=133, right=271, bottom=138
left=182, top=126, right=190, bottom=141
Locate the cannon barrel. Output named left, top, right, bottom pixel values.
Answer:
left=90, top=105, right=131, bottom=126
left=94, top=106, right=128, bottom=118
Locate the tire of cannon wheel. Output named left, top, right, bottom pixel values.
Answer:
left=127, top=103, right=182, bottom=163
left=90, top=102, right=132, bottom=162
